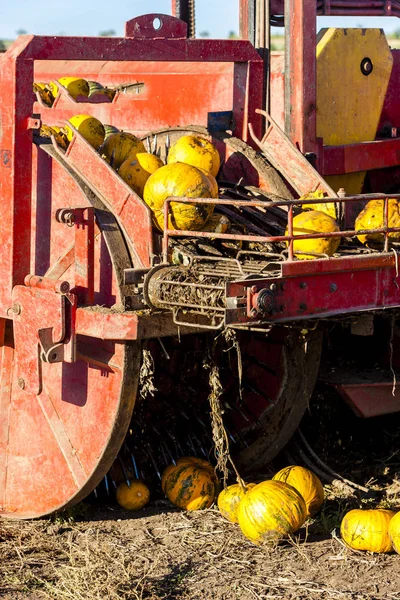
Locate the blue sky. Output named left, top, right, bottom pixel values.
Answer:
left=1, top=1, right=400, bottom=39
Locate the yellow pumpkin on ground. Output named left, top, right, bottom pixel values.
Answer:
left=116, top=479, right=150, bottom=510
left=286, top=210, right=340, bottom=260
left=100, top=131, right=146, bottom=169
left=119, top=153, right=164, bottom=198
left=143, top=163, right=216, bottom=231
left=237, top=480, right=307, bottom=545
left=64, top=114, right=105, bottom=149
left=273, top=466, right=324, bottom=518
left=50, top=77, right=89, bottom=99
left=161, top=457, right=218, bottom=511
left=389, top=511, right=400, bottom=554
left=355, top=199, right=400, bottom=245
left=218, top=482, right=256, bottom=523
left=167, top=135, right=221, bottom=177
left=340, top=509, right=395, bottom=553
left=300, top=190, right=337, bottom=220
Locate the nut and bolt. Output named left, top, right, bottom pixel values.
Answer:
left=300, top=282, right=307, bottom=289
left=269, top=283, right=277, bottom=291
left=12, top=302, right=21, bottom=315
left=250, top=308, right=258, bottom=318
left=250, top=285, right=258, bottom=293
left=360, top=57, right=373, bottom=76
left=330, top=283, right=338, bottom=293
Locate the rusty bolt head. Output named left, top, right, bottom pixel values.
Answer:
left=250, top=285, right=258, bottom=293
left=12, top=302, right=21, bottom=315
left=269, top=283, right=277, bottom=291
left=330, top=283, right=338, bottom=293
left=17, top=377, right=25, bottom=390
left=250, top=308, right=258, bottom=318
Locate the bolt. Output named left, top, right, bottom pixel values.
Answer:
left=337, top=188, right=346, bottom=198
left=269, top=283, right=277, bottom=291
left=360, top=57, right=373, bottom=76
left=250, top=308, right=258, bottom=318
left=300, top=282, right=307, bottom=289
left=17, top=377, right=25, bottom=390
left=250, top=285, right=258, bottom=293
left=330, top=283, right=338, bottom=293
left=299, top=303, right=307, bottom=311
left=12, top=302, right=21, bottom=315
left=58, top=281, right=71, bottom=294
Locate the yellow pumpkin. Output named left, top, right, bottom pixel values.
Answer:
left=217, top=483, right=256, bottom=523
left=50, top=77, right=89, bottom=99
left=202, top=213, right=230, bottom=233
left=100, top=131, right=146, bottom=170
left=237, top=480, right=307, bottom=545
left=103, top=124, right=120, bottom=139
left=198, top=167, right=219, bottom=198
left=143, top=163, right=216, bottom=231
left=64, top=114, right=105, bottom=149
left=355, top=199, right=400, bottom=245
left=273, top=466, right=324, bottom=518
left=167, top=135, right=221, bottom=177
left=389, top=511, right=400, bottom=554
left=87, top=80, right=116, bottom=101
left=161, top=457, right=218, bottom=511
left=300, top=190, right=337, bottom=220
left=286, top=210, right=340, bottom=260
left=33, top=82, right=55, bottom=107
left=119, top=152, right=164, bottom=198
left=340, top=509, right=395, bottom=553
left=116, top=480, right=150, bottom=510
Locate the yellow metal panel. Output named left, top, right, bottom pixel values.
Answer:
left=316, top=28, right=393, bottom=193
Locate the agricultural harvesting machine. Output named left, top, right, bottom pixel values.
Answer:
left=2, top=0, right=400, bottom=518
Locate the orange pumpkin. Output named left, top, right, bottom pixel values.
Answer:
left=273, top=466, right=324, bottom=517
left=161, top=457, right=218, bottom=511
left=237, top=480, right=307, bottom=545
left=116, top=480, right=150, bottom=511
left=217, top=482, right=256, bottom=523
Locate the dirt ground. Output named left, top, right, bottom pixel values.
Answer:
left=1, top=386, right=400, bottom=600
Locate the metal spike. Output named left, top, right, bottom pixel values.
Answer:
left=224, top=425, right=237, bottom=444
left=161, top=438, right=177, bottom=465
left=127, top=448, right=140, bottom=479
left=187, top=435, right=197, bottom=456
left=191, top=432, right=207, bottom=457
left=118, top=455, right=131, bottom=487
left=157, top=337, right=170, bottom=360
left=152, top=134, right=158, bottom=154
left=145, top=136, right=151, bottom=153
left=147, top=443, right=161, bottom=479
left=109, top=473, right=118, bottom=489
left=104, top=474, right=110, bottom=496
left=93, top=487, right=98, bottom=498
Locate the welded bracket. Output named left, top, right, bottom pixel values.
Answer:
left=11, top=277, right=76, bottom=395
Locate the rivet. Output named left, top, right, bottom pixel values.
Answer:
left=269, top=283, right=277, bottom=291
left=12, top=302, right=21, bottom=315
left=300, top=282, right=307, bottom=289
left=250, top=285, right=258, bottom=293
left=17, top=377, right=25, bottom=390
left=330, top=283, right=338, bottom=293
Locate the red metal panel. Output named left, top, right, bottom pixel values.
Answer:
left=331, top=383, right=400, bottom=418
left=322, top=138, right=400, bottom=175
left=285, top=0, right=317, bottom=154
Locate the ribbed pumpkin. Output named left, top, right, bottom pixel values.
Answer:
left=389, top=511, right=400, bottom=554
left=116, top=480, right=150, bottom=510
left=161, top=457, right=218, bottom=511
left=64, top=114, right=105, bottom=149
left=340, top=509, right=395, bottom=553
left=237, top=480, right=307, bottom=545
left=355, top=199, right=400, bottom=245
left=143, top=163, right=216, bottom=231
left=286, top=210, right=340, bottom=260
left=218, top=483, right=256, bottom=523
left=167, top=135, right=221, bottom=177
left=273, top=466, right=324, bottom=518
left=119, top=152, right=164, bottom=198
left=100, top=131, right=146, bottom=170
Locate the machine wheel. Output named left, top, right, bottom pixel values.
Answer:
left=0, top=146, right=142, bottom=519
